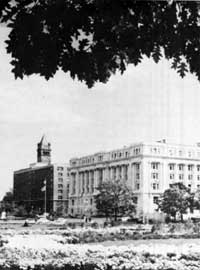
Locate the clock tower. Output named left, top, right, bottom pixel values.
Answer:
left=37, top=135, right=51, bottom=164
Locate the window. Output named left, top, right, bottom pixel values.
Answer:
left=72, top=199, right=74, bottom=206
left=135, top=163, right=140, bottom=170
left=58, top=178, right=63, bottom=182
left=151, top=173, right=159, bottom=179
left=153, top=196, right=159, bottom=204
left=58, top=172, right=63, bottom=176
left=198, top=175, right=200, bottom=181
left=179, top=150, right=183, bottom=156
left=152, top=147, right=158, bottom=154
left=124, top=166, right=128, bottom=180
left=136, top=173, right=140, bottom=180
left=188, top=165, right=193, bottom=171
left=197, top=185, right=200, bottom=189
left=86, top=179, right=89, bottom=193
left=57, top=166, right=64, bottom=171
left=197, top=165, right=200, bottom=172
left=58, top=184, right=63, bottom=188
left=179, top=174, right=184, bottom=180
left=169, top=164, right=175, bottom=170
left=58, top=189, right=63, bottom=194
left=125, top=151, right=129, bottom=157
left=99, top=169, right=103, bottom=182
left=135, top=148, right=140, bottom=155
left=188, top=184, right=191, bottom=189
left=98, top=155, right=103, bottom=161
left=82, top=177, right=85, bottom=193
left=90, top=198, right=93, bottom=205
left=188, top=174, right=193, bottom=180
left=151, top=163, right=159, bottom=170
left=91, top=178, right=94, bottom=193
left=170, top=174, right=174, bottom=180
left=72, top=178, right=76, bottom=194
left=135, top=183, right=140, bottom=190
left=152, top=183, right=159, bottom=190
left=58, top=196, right=63, bottom=200
left=66, top=185, right=70, bottom=196
left=178, top=164, right=184, bottom=171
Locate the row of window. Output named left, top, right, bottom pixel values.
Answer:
left=136, top=183, right=160, bottom=190
left=150, top=147, right=200, bottom=158
left=70, top=147, right=142, bottom=167
left=71, top=168, right=128, bottom=181
left=72, top=155, right=104, bottom=167
left=169, top=164, right=200, bottom=171
left=151, top=163, right=200, bottom=172
left=170, top=174, right=200, bottom=180
left=111, top=148, right=140, bottom=159
left=151, top=163, right=159, bottom=170
left=135, top=183, right=159, bottom=190
left=71, top=198, right=93, bottom=206
left=151, top=173, right=200, bottom=180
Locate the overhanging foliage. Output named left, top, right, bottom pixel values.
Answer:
left=1, top=1, right=200, bottom=87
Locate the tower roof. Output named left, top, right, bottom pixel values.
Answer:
left=39, top=135, right=49, bottom=146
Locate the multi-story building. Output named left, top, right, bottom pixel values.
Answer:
left=14, top=136, right=70, bottom=215
left=68, top=140, right=200, bottom=218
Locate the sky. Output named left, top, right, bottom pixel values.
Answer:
left=1, top=25, right=200, bottom=199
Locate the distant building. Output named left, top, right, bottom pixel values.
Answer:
left=68, top=140, right=200, bottom=218
left=13, top=136, right=69, bottom=215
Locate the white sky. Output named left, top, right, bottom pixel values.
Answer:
left=1, top=25, right=200, bottom=199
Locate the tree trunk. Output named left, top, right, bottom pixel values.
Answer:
left=174, top=214, right=176, bottom=222
left=181, top=213, right=183, bottom=222
left=114, top=208, right=117, bottom=221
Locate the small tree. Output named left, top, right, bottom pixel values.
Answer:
left=157, top=182, right=191, bottom=222
left=95, top=179, right=136, bottom=221
left=191, top=189, right=200, bottom=210
left=1, top=189, right=14, bottom=213
left=13, top=205, right=28, bottom=217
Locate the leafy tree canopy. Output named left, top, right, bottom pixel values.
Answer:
left=1, top=189, right=14, bottom=212
left=2, top=189, right=14, bottom=203
left=95, top=179, right=136, bottom=221
left=157, top=182, right=192, bottom=221
left=191, top=189, right=200, bottom=210
left=0, top=1, right=200, bottom=87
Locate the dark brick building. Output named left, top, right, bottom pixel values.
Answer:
left=13, top=136, right=69, bottom=215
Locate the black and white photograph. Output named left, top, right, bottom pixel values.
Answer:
left=1, top=0, right=200, bottom=269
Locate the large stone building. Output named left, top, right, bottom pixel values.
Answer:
left=14, top=136, right=70, bottom=215
left=68, top=140, right=200, bottom=218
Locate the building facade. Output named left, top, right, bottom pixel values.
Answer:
left=14, top=136, right=70, bottom=215
left=68, top=140, right=200, bottom=218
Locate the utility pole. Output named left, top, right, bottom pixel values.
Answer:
left=44, top=180, right=47, bottom=214
left=41, top=180, right=47, bottom=214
